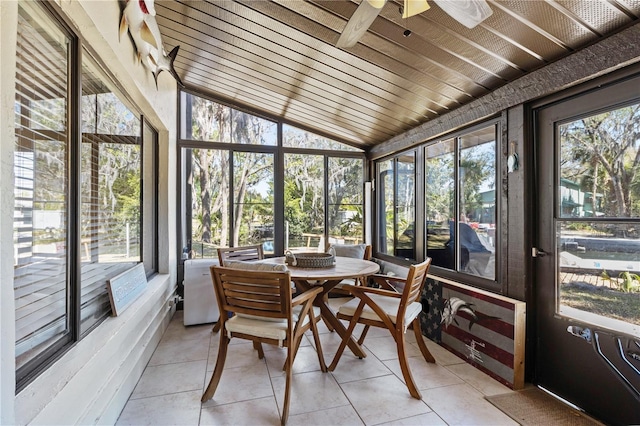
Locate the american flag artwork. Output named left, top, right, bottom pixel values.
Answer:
left=420, top=278, right=444, bottom=342
left=420, top=278, right=526, bottom=389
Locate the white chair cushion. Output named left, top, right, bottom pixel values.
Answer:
left=224, top=260, right=288, bottom=272
left=331, top=244, right=367, bottom=259
left=228, top=305, right=320, bottom=344
left=338, top=294, right=423, bottom=327
left=226, top=315, right=291, bottom=344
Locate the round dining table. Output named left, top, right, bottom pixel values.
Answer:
left=257, top=256, right=380, bottom=358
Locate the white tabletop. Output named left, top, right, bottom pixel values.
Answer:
left=258, top=256, right=379, bottom=281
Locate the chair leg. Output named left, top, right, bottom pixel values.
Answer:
left=310, top=317, right=327, bottom=372
left=253, top=341, right=265, bottom=359
left=212, top=321, right=221, bottom=333
left=412, top=318, right=436, bottom=363
left=283, top=333, right=304, bottom=371
left=202, top=333, right=230, bottom=402
left=396, top=331, right=422, bottom=399
left=281, top=347, right=294, bottom=426
left=357, top=325, right=370, bottom=345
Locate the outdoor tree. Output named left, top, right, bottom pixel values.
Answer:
left=459, top=143, right=495, bottom=221
left=189, top=97, right=275, bottom=248
left=328, top=157, right=363, bottom=238
left=561, top=103, right=640, bottom=218
left=232, top=152, right=272, bottom=246
left=187, top=96, right=364, bottom=252
left=425, top=140, right=494, bottom=224
left=396, top=155, right=415, bottom=230
left=191, top=98, right=228, bottom=245
left=284, top=153, right=324, bottom=242
left=425, top=150, right=454, bottom=223
left=80, top=93, right=142, bottom=249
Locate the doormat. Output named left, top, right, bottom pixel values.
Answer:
left=485, top=387, right=603, bottom=425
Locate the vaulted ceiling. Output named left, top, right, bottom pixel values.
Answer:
left=154, top=0, right=640, bottom=149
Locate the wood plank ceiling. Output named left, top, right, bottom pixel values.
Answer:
left=154, top=0, right=640, bottom=149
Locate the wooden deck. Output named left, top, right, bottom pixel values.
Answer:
left=560, top=271, right=618, bottom=289
left=14, top=257, right=137, bottom=345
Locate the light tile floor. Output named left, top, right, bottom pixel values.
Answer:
left=117, top=300, right=519, bottom=426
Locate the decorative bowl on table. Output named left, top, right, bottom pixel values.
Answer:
left=284, top=251, right=335, bottom=268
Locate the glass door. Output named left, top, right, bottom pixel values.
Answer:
left=534, top=74, right=640, bottom=424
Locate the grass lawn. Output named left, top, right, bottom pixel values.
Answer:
left=562, top=283, right=640, bottom=326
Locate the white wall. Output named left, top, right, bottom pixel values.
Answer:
left=1, top=0, right=179, bottom=423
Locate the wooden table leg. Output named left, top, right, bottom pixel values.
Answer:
left=294, top=279, right=366, bottom=359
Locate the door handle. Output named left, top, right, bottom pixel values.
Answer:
left=532, top=247, right=548, bottom=257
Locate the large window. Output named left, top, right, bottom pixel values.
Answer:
left=284, top=153, right=325, bottom=251
left=184, top=148, right=275, bottom=257
left=282, top=124, right=361, bottom=151
left=180, top=92, right=365, bottom=258
left=375, top=122, right=498, bottom=282
left=328, top=157, right=364, bottom=244
left=557, top=101, right=640, bottom=330
left=181, top=93, right=277, bottom=145
left=13, top=1, right=157, bottom=390
left=14, top=1, right=70, bottom=377
left=426, top=125, right=497, bottom=280
left=282, top=128, right=364, bottom=252
left=376, top=152, right=416, bottom=260
left=79, top=54, right=146, bottom=334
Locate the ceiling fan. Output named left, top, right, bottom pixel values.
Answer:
left=336, top=0, right=493, bottom=48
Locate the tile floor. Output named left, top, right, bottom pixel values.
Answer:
left=117, top=300, right=520, bottom=425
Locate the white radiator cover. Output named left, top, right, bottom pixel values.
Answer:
left=183, top=259, right=219, bottom=326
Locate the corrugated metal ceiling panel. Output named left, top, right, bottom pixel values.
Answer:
left=152, top=0, right=639, bottom=148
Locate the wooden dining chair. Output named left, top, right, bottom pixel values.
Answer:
left=328, top=258, right=435, bottom=399
left=213, top=245, right=265, bottom=332
left=217, top=244, right=264, bottom=266
left=203, top=263, right=326, bottom=426
left=220, top=259, right=325, bottom=359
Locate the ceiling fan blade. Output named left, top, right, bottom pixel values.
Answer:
left=433, top=0, right=493, bottom=29
left=402, top=0, right=430, bottom=19
left=336, top=0, right=387, bottom=49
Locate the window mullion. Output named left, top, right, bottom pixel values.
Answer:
left=323, top=155, right=329, bottom=251
left=454, top=136, right=461, bottom=272
left=393, top=158, right=398, bottom=257
left=69, top=33, right=82, bottom=341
